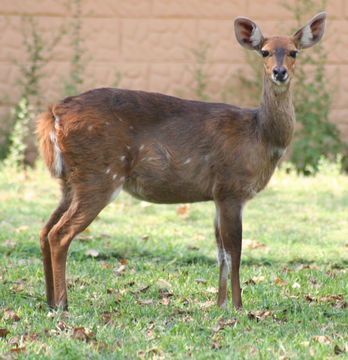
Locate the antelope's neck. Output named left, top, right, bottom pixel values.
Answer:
left=258, top=77, right=295, bottom=149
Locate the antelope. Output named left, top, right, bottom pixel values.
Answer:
left=37, top=13, right=326, bottom=310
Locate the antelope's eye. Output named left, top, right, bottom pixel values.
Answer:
left=261, top=50, right=270, bottom=57
left=289, top=50, right=298, bottom=58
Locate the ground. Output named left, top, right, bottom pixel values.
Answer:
left=0, top=161, right=347, bottom=359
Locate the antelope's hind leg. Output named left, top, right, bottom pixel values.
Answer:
left=40, top=180, right=72, bottom=308
left=46, top=179, right=122, bottom=309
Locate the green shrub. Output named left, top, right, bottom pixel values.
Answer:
left=4, top=97, right=33, bottom=170
left=63, top=0, right=89, bottom=97
left=3, top=16, right=63, bottom=168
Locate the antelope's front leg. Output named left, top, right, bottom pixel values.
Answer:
left=215, top=199, right=243, bottom=309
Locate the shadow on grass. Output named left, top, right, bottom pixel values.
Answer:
left=4, top=241, right=347, bottom=269
left=69, top=249, right=217, bottom=266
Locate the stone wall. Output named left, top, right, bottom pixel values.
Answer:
left=1, top=0, right=347, bottom=143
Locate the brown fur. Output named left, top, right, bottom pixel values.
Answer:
left=37, top=13, right=326, bottom=310
left=36, top=109, right=56, bottom=176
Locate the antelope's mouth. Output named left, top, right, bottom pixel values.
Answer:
left=271, top=73, right=289, bottom=86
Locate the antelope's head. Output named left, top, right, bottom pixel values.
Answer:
left=234, top=13, right=326, bottom=88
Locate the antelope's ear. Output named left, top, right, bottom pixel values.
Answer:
left=234, top=17, right=265, bottom=50
left=293, top=12, right=326, bottom=49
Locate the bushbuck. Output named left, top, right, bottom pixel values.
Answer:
left=37, top=13, right=326, bottom=310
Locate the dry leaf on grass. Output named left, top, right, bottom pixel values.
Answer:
left=206, top=286, right=218, bottom=294
left=77, top=234, right=93, bottom=242
left=176, top=205, right=190, bottom=218
left=84, top=249, right=99, bottom=257
left=140, top=201, right=152, bottom=208
left=23, top=332, right=40, bottom=342
left=182, top=315, right=194, bottom=322
left=138, top=347, right=163, bottom=357
left=243, top=239, right=265, bottom=249
left=0, top=328, right=10, bottom=338
left=311, top=335, right=332, bottom=344
left=146, top=330, right=156, bottom=340
left=248, top=309, right=287, bottom=322
left=10, top=346, right=26, bottom=353
left=137, top=299, right=154, bottom=306
left=15, top=225, right=29, bottom=233
left=243, top=279, right=256, bottom=285
left=1, top=240, right=15, bottom=248
left=11, top=285, right=25, bottom=292
left=212, top=318, right=238, bottom=332
left=101, top=263, right=113, bottom=269
left=114, top=264, right=127, bottom=276
left=187, top=245, right=199, bottom=251
left=211, top=335, right=224, bottom=350
left=136, top=284, right=150, bottom=293
left=334, top=344, right=346, bottom=355
left=160, top=297, right=170, bottom=306
left=318, top=294, right=344, bottom=302
left=3, top=309, right=20, bottom=322
left=57, top=321, right=68, bottom=331
left=304, top=294, right=347, bottom=308
left=295, top=264, right=319, bottom=271
left=17, top=171, right=29, bottom=182
left=195, top=278, right=207, bottom=284
left=274, top=278, right=288, bottom=286
left=72, top=327, right=95, bottom=343
left=158, top=288, right=174, bottom=299
left=244, top=276, right=265, bottom=285
left=252, top=276, right=266, bottom=283
left=101, top=311, right=113, bottom=325
left=198, top=300, right=215, bottom=308
left=156, top=279, right=171, bottom=289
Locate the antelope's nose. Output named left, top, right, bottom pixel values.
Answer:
left=273, top=66, right=288, bottom=82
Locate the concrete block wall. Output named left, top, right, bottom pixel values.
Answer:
left=1, top=0, right=347, bottom=142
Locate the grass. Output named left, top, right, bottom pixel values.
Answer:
left=0, top=161, right=347, bottom=359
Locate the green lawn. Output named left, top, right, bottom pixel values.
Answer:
left=0, top=162, right=347, bottom=359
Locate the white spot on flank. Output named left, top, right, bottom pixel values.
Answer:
left=129, top=126, right=134, bottom=130
left=120, top=176, right=125, bottom=183
left=126, top=145, right=131, bottom=150
left=120, top=155, right=126, bottom=161
left=105, top=121, right=110, bottom=126
left=53, top=114, right=60, bottom=130
left=88, top=125, right=93, bottom=131
left=139, top=145, right=144, bottom=151
left=108, top=186, right=122, bottom=204
left=184, top=158, right=191, bottom=165
left=49, top=131, right=63, bottom=176
left=105, top=168, right=111, bottom=174
left=112, top=174, right=117, bottom=180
